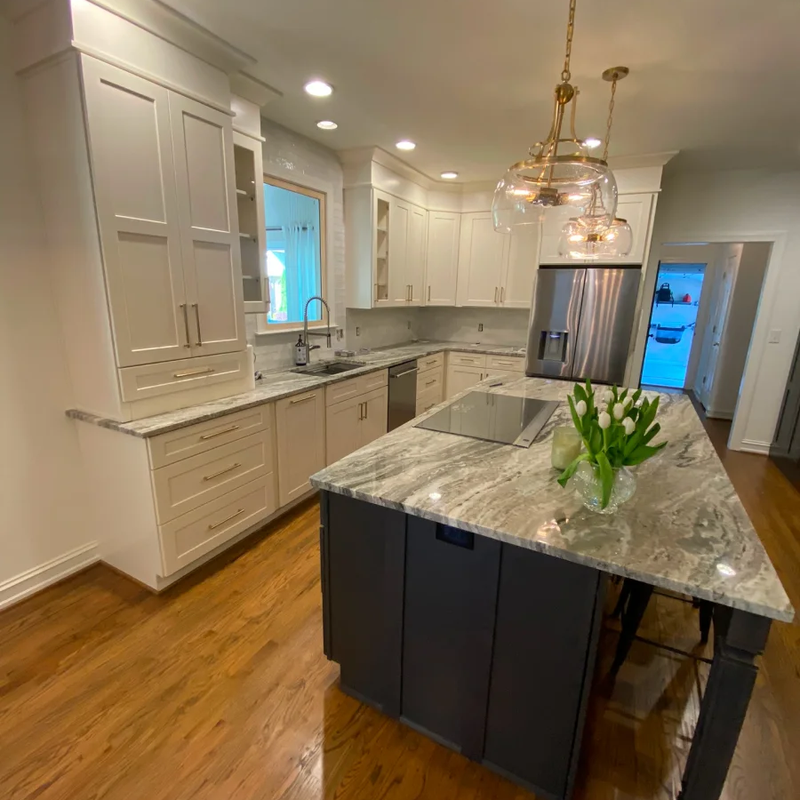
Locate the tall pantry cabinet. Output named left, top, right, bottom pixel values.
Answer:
left=17, top=3, right=253, bottom=422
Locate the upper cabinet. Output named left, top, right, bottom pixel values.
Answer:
left=456, top=213, right=540, bottom=308
left=539, top=193, right=655, bottom=266
left=346, top=189, right=428, bottom=308
left=424, top=211, right=460, bottom=306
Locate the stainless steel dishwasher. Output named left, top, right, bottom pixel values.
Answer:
left=388, top=359, right=418, bottom=430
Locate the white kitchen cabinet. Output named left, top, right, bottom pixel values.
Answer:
left=326, top=385, right=388, bottom=465
left=81, top=57, right=189, bottom=368
left=539, top=193, right=655, bottom=265
left=388, top=197, right=427, bottom=306
left=424, top=211, right=460, bottom=306
left=406, top=203, right=428, bottom=305
left=170, top=92, right=246, bottom=357
left=502, top=229, right=540, bottom=308
left=446, top=364, right=486, bottom=399
left=276, top=389, right=326, bottom=506
left=457, top=213, right=507, bottom=306
left=361, top=386, right=390, bottom=446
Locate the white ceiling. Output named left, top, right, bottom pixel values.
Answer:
left=163, top=0, right=800, bottom=183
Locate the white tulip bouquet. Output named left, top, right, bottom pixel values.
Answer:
left=557, top=380, right=668, bottom=509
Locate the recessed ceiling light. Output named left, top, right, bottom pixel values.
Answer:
left=584, top=137, right=602, bottom=149
left=304, top=80, right=333, bottom=97
left=317, top=120, right=338, bottom=130
left=396, top=140, right=416, bottom=151
left=440, top=171, right=459, bottom=180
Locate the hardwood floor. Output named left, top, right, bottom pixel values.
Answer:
left=1, top=419, right=798, bottom=800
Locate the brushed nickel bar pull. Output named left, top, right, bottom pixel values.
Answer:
left=199, top=424, right=240, bottom=440
left=494, top=286, right=498, bottom=304
left=208, top=508, right=245, bottom=530
left=193, top=302, right=202, bottom=346
left=359, top=402, right=364, bottom=420
left=174, top=366, right=215, bottom=378
left=427, top=285, right=431, bottom=302
left=426, top=379, right=436, bottom=387
left=290, top=394, right=315, bottom=405
left=500, top=286, right=505, bottom=304
left=202, top=462, right=241, bottom=482
left=364, top=401, right=368, bottom=419
left=180, top=303, right=191, bottom=348
left=390, top=367, right=418, bottom=379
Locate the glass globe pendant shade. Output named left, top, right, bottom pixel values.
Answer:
left=492, top=157, right=617, bottom=234
left=558, top=217, right=633, bottom=261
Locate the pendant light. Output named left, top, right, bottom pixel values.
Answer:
left=559, top=67, right=633, bottom=260
left=492, top=0, right=617, bottom=234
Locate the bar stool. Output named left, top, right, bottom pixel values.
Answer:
left=610, top=578, right=714, bottom=675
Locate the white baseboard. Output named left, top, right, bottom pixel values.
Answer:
left=739, top=439, right=771, bottom=455
left=0, top=542, right=99, bottom=611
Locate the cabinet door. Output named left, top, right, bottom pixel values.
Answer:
left=456, top=213, right=507, bottom=306
left=276, top=390, right=326, bottom=506
left=538, top=204, right=578, bottom=265
left=360, top=386, right=389, bottom=446
left=425, top=211, right=460, bottom=306
left=406, top=204, right=428, bottom=305
left=325, top=395, right=363, bottom=466
left=81, top=57, right=189, bottom=367
left=615, top=194, right=654, bottom=265
left=502, top=228, right=540, bottom=308
left=387, top=198, right=410, bottom=306
left=169, top=93, right=246, bottom=357
left=446, top=365, right=485, bottom=399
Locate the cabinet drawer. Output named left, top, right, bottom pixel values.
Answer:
left=416, top=366, right=444, bottom=398
left=418, top=352, right=444, bottom=373
left=152, top=430, right=274, bottom=523
left=159, top=474, right=276, bottom=576
left=359, top=369, right=388, bottom=393
left=326, top=369, right=388, bottom=407
left=448, top=352, right=487, bottom=368
left=119, top=350, right=250, bottom=403
left=486, top=355, right=525, bottom=373
left=148, top=404, right=273, bottom=469
left=416, top=384, right=443, bottom=416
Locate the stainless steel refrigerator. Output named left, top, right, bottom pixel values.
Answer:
left=525, top=266, right=640, bottom=385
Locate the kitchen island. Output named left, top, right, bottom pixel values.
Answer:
left=310, top=376, right=793, bottom=800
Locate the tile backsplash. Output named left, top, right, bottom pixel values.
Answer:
left=417, top=307, right=529, bottom=347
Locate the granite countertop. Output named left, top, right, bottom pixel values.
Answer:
left=310, top=376, right=794, bottom=623
left=66, top=341, right=526, bottom=438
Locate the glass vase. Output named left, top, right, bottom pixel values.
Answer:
left=571, top=462, right=637, bottom=515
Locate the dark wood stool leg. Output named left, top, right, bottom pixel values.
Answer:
left=611, top=578, right=633, bottom=619
left=610, top=580, right=654, bottom=676
left=678, top=607, right=771, bottom=800
left=698, top=601, right=714, bottom=644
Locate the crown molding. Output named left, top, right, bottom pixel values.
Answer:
left=608, top=151, right=679, bottom=170
left=230, top=71, right=282, bottom=106
left=85, top=0, right=255, bottom=74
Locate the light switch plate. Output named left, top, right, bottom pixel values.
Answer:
left=768, top=329, right=782, bottom=344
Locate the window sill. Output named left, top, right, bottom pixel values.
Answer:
left=254, top=323, right=334, bottom=343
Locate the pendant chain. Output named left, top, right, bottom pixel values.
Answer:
left=561, top=0, right=577, bottom=83
left=602, top=77, right=617, bottom=161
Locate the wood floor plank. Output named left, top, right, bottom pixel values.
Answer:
left=1, top=415, right=798, bottom=800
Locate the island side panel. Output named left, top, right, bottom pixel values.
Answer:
left=324, top=492, right=406, bottom=717
left=401, top=518, right=502, bottom=760
left=482, top=546, right=604, bottom=800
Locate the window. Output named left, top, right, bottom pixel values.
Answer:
left=260, top=176, right=327, bottom=331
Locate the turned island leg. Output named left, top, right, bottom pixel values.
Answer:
left=678, top=606, right=772, bottom=800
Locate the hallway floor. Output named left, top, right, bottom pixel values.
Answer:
left=1, top=417, right=798, bottom=800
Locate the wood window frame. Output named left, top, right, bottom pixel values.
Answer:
left=258, top=175, right=328, bottom=334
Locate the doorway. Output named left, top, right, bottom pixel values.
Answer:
left=641, top=263, right=706, bottom=389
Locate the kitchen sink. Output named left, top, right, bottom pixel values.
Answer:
left=291, top=360, right=366, bottom=376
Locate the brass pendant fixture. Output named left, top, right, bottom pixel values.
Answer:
left=559, top=66, right=633, bottom=260
left=492, top=0, right=618, bottom=234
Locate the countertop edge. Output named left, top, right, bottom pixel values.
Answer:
left=310, top=479, right=795, bottom=624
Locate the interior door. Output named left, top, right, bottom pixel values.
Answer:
left=456, top=213, right=507, bottom=306
left=572, top=268, right=640, bottom=384
left=81, top=56, right=189, bottom=367
left=406, top=205, right=428, bottom=305
left=696, top=256, right=736, bottom=407
left=388, top=199, right=410, bottom=305
left=425, top=211, right=460, bottom=306
left=169, top=92, right=245, bottom=357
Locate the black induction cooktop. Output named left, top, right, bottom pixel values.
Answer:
left=415, top=391, right=559, bottom=448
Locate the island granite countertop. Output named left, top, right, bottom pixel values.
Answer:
left=310, top=375, right=794, bottom=623
left=66, top=341, right=526, bottom=438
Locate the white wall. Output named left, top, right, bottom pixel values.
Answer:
left=631, top=168, right=800, bottom=452
left=250, top=118, right=346, bottom=372
left=0, top=17, right=95, bottom=608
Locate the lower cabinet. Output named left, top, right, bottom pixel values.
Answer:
left=326, top=386, right=388, bottom=465
left=276, top=388, right=326, bottom=506
left=446, top=364, right=485, bottom=399
left=321, top=492, right=604, bottom=800
left=445, top=352, right=526, bottom=399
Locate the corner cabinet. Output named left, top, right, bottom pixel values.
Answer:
left=538, top=193, right=655, bottom=265
left=456, top=213, right=539, bottom=308
left=345, top=188, right=428, bottom=308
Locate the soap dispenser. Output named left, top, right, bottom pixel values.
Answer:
left=294, top=335, right=307, bottom=367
